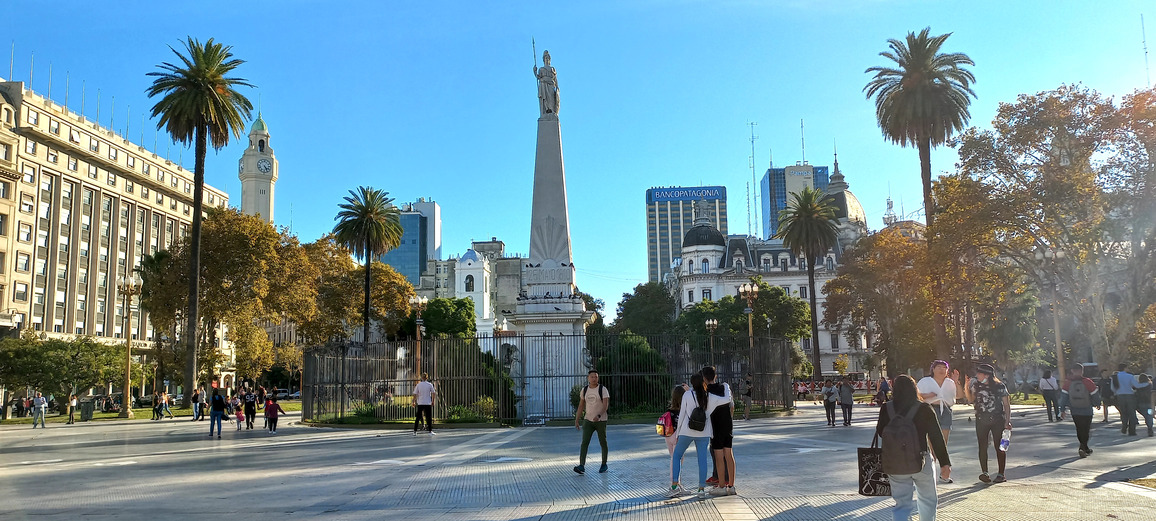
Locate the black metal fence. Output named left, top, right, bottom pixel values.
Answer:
left=302, top=333, right=793, bottom=425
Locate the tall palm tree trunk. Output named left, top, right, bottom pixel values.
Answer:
left=919, top=136, right=952, bottom=360
left=807, top=260, right=822, bottom=392
left=363, top=235, right=372, bottom=345
left=183, top=124, right=206, bottom=407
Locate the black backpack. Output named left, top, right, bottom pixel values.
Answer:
left=881, top=402, right=924, bottom=475
left=687, top=392, right=707, bottom=431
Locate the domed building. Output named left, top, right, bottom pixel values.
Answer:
left=668, top=153, right=869, bottom=377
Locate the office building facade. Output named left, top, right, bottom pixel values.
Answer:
left=760, top=162, right=829, bottom=240
left=645, top=186, right=727, bottom=282
left=378, top=198, right=441, bottom=285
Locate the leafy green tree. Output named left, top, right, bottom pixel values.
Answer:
left=612, top=281, right=676, bottom=334
left=0, top=336, right=120, bottom=406
left=147, top=37, right=254, bottom=406
left=401, top=297, right=476, bottom=339
left=593, top=331, right=673, bottom=413
left=776, top=187, right=840, bottom=384
left=865, top=27, right=976, bottom=358
left=333, top=187, right=404, bottom=344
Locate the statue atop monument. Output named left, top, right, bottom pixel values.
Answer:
left=534, top=50, right=560, bottom=116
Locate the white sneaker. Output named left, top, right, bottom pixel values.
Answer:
left=666, top=485, right=683, bottom=498
left=696, top=488, right=709, bottom=499
left=728, top=486, right=737, bottom=496
left=709, top=487, right=730, bottom=496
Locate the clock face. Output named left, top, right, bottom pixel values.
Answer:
left=257, top=159, right=272, bottom=173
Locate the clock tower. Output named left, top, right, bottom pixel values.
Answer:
left=238, top=113, right=278, bottom=223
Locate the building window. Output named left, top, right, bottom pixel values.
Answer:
left=780, top=262, right=787, bottom=272
left=67, top=157, right=78, bottom=171
left=141, top=186, right=149, bottom=199
left=701, top=259, right=708, bottom=274
left=687, top=290, right=694, bottom=303
left=17, top=222, right=31, bottom=242
left=157, top=171, right=165, bottom=183
left=799, top=258, right=807, bottom=271
left=156, top=192, right=163, bottom=204
left=781, top=286, right=790, bottom=296
left=19, top=194, right=33, bottom=213
left=143, top=163, right=151, bottom=175
left=831, top=333, right=840, bottom=353
left=89, top=137, right=99, bottom=153
left=109, top=147, right=118, bottom=161
left=762, top=259, right=771, bottom=271
left=826, top=257, right=835, bottom=271
left=125, top=181, right=134, bottom=193
left=107, top=172, right=117, bottom=187
left=24, top=140, right=36, bottom=155
left=184, top=181, right=191, bottom=194
left=69, top=129, right=81, bottom=143
left=47, top=148, right=58, bottom=163
left=702, top=289, right=712, bottom=301
left=16, top=252, right=29, bottom=272
left=0, top=181, right=8, bottom=199
left=800, top=286, right=808, bottom=299
left=127, top=156, right=136, bottom=169
left=686, top=259, right=693, bottom=273
left=801, top=338, right=812, bottom=352
left=27, top=109, right=39, bottom=125
left=0, top=213, right=6, bottom=236
left=170, top=177, right=178, bottom=188
left=49, top=119, right=60, bottom=134
left=464, top=274, right=475, bottom=292
left=2, top=108, right=10, bottom=123
left=14, top=282, right=27, bottom=302
left=0, top=143, right=9, bottom=161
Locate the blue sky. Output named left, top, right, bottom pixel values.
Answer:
left=4, top=1, right=1150, bottom=317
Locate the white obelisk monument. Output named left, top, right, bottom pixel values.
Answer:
left=510, top=49, right=593, bottom=418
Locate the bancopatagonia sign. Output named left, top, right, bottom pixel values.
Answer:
left=648, top=186, right=726, bottom=203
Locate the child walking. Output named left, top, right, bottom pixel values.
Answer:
left=266, top=396, right=286, bottom=434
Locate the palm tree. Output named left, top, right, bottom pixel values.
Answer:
left=865, top=27, right=975, bottom=359
left=332, top=186, right=403, bottom=344
left=776, top=187, right=840, bottom=390
left=147, top=37, right=253, bottom=406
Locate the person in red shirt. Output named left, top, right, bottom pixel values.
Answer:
left=264, top=396, right=286, bottom=434
left=1059, top=364, right=1100, bottom=458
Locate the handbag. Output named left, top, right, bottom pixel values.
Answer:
left=858, top=433, right=891, bottom=497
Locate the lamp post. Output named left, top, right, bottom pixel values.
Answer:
left=1147, top=331, right=1155, bottom=377
left=705, top=318, right=718, bottom=366
left=117, top=275, right=142, bottom=418
left=738, top=282, right=758, bottom=402
left=409, top=296, right=428, bottom=376
left=1035, top=247, right=1066, bottom=381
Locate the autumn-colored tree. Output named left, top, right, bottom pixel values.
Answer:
left=296, top=235, right=359, bottom=345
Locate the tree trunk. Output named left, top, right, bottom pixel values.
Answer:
left=918, top=136, right=952, bottom=360
left=807, top=260, right=822, bottom=391
left=363, top=236, right=372, bottom=345
left=183, top=124, right=206, bottom=408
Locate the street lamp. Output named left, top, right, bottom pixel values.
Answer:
left=1035, top=247, right=1066, bottom=381
left=408, top=295, right=429, bottom=376
left=117, top=274, right=142, bottom=418
left=738, top=282, right=758, bottom=399
left=705, top=318, right=718, bottom=366
left=1147, top=331, right=1156, bottom=376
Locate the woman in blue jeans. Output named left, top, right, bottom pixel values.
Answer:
left=667, top=372, right=731, bottom=498
left=876, top=375, right=952, bottom=521
left=208, top=389, right=227, bottom=439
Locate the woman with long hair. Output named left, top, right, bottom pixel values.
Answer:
left=877, top=375, right=951, bottom=521
left=917, top=360, right=960, bottom=485
left=821, top=379, right=837, bottom=427
left=668, top=373, right=730, bottom=499
left=1039, top=370, right=1060, bottom=422
left=964, top=364, right=1011, bottom=483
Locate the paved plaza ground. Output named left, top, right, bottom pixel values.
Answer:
left=2, top=403, right=1156, bottom=520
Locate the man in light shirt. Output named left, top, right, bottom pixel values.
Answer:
left=918, top=360, right=959, bottom=484
left=574, top=370, right=610, bottom=474
left=413, top=373, right=437, bottom=435
left=1113, top=363, right=1139, bottom=436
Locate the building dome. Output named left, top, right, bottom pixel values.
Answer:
left=251, top=113, right=268, bottom=133
left=683, top=223, right=726, bottom=248
left=459, top=249, right=480, bottom=264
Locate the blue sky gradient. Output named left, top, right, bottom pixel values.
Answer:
left=4, top=1, right=1149, bottom=315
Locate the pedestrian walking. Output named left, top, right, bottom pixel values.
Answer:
left=1099, top=370, right=1115, bottom=423
left=667, top=372, right=732, bottom=498
left=14, top=396, right=25, bottom=418
left=965, top=364, right=1012, bottom=484
left=741, top=373, right=753, bottom=420
left=412, top=373, right=437, bottom=435
left=1039, top=370, right=1060, bottom=422
left=191, top=388, right=202, bottom=421
left=230, top=395, right=244, bottom=431
left=665, top=385, right=686, bottom=462
left=161, top=392, right=174, bottom=419
left=1058, top=365, right=1100, bottom=457
left=243, top=387, right=258, bottom=430
left=208, top=389, right=226, bottom=439
left=876, top=375, right=952, bottom=521
left=838, top=376, right=855, bottom=426
left=822, top=379, right=838, bottom=427
left=573, top=370, right=608, bottom=474
left=266, top=396, right=286, bottom=434
left=877, top=376, right=891, bottom=405
left=151, top=392, right=162, bottom=420
left=257, top=386, right=268, bottom=429
left=1113, top=364, right=1140, bottom=436
left=918, top=360, right=959, bottom=484
left=703, top=367, right=737, bottom=496
left=1134, top=374, right=1153, bottom=437
left=67, top=395, right=77, bottom=424
left=31, top=392, right=47, bottom=428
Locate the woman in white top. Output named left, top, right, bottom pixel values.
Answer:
left=1038, top=370, right=1060, bottom=422
left=668, top=372, right=731, bottom=499
left=917, top=360, right=959, bottom=484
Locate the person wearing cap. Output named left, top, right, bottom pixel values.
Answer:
left=964, top=363, right=1011, bottom=484
left=918, top=360, right=961, bottom=484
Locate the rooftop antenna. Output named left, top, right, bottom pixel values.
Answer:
left=28, top=51, right=33, bottom=90
left=1145, top=14, right=1152, bottom=87
left=47, top=63, right=51, bottom=99
left=110, top=96, right=115, bottom=132
left=96, top=89, right=100, bottom=125
left=140, top=115, right=145, bottom=144
left=81, top=80, right=85, bottom=117
left=64, top=71, right=69, bottom=110
left=800, top=118, right=806, bottom=163
left=768, top=147, right=774, bottom=169
left=8, top=42, right=12, bottom=80
left=748, top=121, right=759, bottom=237
left=125, top=105, right=130, bottom=137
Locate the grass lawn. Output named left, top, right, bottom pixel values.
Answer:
left=1132, top=479, right=1156, bottom=489
left=1, top=400, right=302, bottom=425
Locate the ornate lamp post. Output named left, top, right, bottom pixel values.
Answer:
left=1035, top=247, right=1066, bottom=381
left=117, top=275, right=142, bottom=418
left=408, top=295, right=428, bottom=375
left=1147, top=331, right=1156, bottom=377
left=705, top=318, right=718, bottom=366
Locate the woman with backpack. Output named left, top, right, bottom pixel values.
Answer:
left=667, top=372, right=731, bottom=499
left=664, top=384, right=687, bottom=458
left=875, top=375, right=951, bottom=521
left=1059, top=365, right=1100, bottom=457
left=821, top=379, right=838, bottom=427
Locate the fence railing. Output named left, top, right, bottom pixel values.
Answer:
left=302, top=333, right=793, bottom=425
